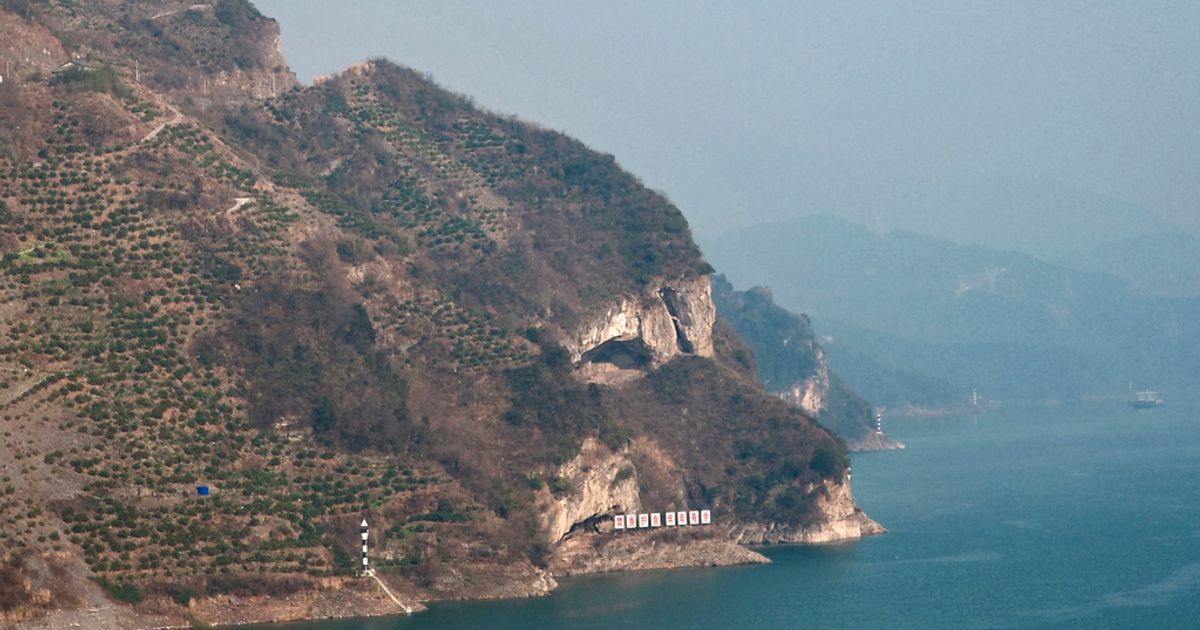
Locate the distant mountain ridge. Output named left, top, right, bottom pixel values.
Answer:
left=704, top=215, right=1200, bottom=402
left=1069, top=232, right=1200, bottom=298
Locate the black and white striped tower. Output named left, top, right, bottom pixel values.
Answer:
left=360, top=518, right=370, bottom=575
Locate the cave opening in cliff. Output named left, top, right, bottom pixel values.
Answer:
left=560, top=514, right=607, bottom=542
left=580, top=338, right=653, bottom=370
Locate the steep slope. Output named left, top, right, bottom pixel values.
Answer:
left=0, top=2, right=879, bottom=626
left=711, top=276, right=900, bottom=450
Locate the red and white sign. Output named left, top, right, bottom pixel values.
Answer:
left=677, top=511, right=688, bottom=526
left=614, top=514, right=625, bottom=530
left=650, top=512, right=662, bottom=527
left=628, top=513, right=639, bottom=529
left=665, top=511, right=676, bottom=526
left=700, top=509, right=712, bottom=525
left=689, top=510, right=700, bottom=525
left=638, top=513, right=649, bottom=528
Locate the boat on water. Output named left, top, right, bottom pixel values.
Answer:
left=1130, top=390, right=1164, bottom=409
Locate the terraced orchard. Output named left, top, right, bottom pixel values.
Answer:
left=0, top=54, right=518, bottom=609
left=0, top=2, right=868, bottom=626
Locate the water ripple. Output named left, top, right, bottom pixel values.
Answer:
left=1024, top=563, right=1200, bottom=622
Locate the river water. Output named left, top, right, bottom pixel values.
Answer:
left=264, top=398, right=1200, bottom=629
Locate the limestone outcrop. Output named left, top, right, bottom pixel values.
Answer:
left=567, top=275, right=715, bottom=380
left=778, top=347, right=829, bottom=417
left=536, top=438, right=643, bottom=544
left=658, top=278, right=716, bottom=357
left=539, top=437, right=884, bottom=577
left=550, top=532, right=768, bottom=576
left=727, top=473, right=885, bottom=544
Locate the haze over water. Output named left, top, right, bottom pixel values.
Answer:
left=264, top=398, right=1200, bottom=629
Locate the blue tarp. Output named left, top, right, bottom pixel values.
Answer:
left=196, top=485, right=210, bottom=496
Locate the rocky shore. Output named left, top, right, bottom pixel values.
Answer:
left=729, top=479, right=886, bottom=545
left=12, top=518, right=882, bottom=630
left=848, top=432, right=906, bottom=452
left=550, top=530, right=770, bottom=577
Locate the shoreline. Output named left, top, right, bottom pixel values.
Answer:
left=847, top=432, right=905, bottom=452
left=14, top=525, right=884, bottom=630
left=229, top=531, right=879, bottom=629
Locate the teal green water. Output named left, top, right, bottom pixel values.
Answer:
left=266, top=399, right=1200, bottom=629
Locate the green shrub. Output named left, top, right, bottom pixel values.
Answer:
left=547, top=475, right=571, bottom=496
left=95, top=577, right=143, bottom=604
left=51, top=65, right=131, bottom=98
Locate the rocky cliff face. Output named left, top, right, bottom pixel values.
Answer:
left=779, top=346, right=829, bottom=416
left=779, top=355, right=904, bottom=451
left=550, top=533, right=768, bottom=577
left=711, top=275, right=902, bottom=447
left=569, top=275, right=715, bottom=382
left=728, top=473, right=885, bottom=544
left=659, top=277, right=716, bottom=357
left=537, top=437, right=643, bottom=544
left=542, top=439, right=882, bottom=576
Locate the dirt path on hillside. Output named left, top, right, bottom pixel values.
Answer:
left=141, top=102, right=182, bottom=143
left=225, top=196, right=255, bottom=215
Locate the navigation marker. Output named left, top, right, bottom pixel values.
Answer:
left=361, top=518, right=370, bottom=575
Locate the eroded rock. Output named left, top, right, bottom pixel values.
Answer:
left=568, top=275, right=715, bottom=381
left=537, top=437, right=643, bottom=544
left=727, top=473, right=885, bottom=544
left=777, top=346, right=829, bottom=417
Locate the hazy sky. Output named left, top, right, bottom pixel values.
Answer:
left=254, top=1, right=1200, bottom=252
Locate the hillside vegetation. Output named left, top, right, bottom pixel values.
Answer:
left=0, top=1, right=869, bottom=624
left=712, top=275, right=881, bottom=443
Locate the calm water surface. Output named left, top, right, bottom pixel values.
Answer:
left=265, top=398, right=1200, bottom=629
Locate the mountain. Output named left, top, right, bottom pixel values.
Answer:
left=817, top=341, right=964, bottom=410
left=1069, top=232, right=1200, bottom=298
left=0, top=2, right=880, bottom=626
left=703, top=215, right=1200, bottom=403
left=734, top=168, right=1181, bottom=263
left=894, top=172, right=1174, bottom=261
left=711, top=275, right=901, bottom=450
